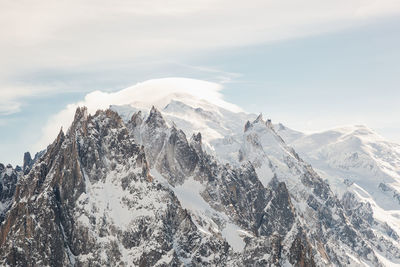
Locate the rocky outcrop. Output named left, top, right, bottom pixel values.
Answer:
left=0, top=164, right=20, bottom=224
left=23, top=150, right=45, bottom=175
left=0, top=108, right=229, bottom=266
left=127, top=107, right=316, bottom=266
left=0, top=104, right=398, bottom=266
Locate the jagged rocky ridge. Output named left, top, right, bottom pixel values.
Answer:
left=0, top=108, right=231, bottom=266
left=0, top=164, right=20, bottom=223
left=126, top=107, right=400, bottom=266
left=0, top=104, right=399, bottom=266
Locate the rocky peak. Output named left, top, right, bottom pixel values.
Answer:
left=163, top=99, right=189, bottom=112
left=68, top=106, right=89, bottom=137
left=129, top=110, right=143, bottom=128
left=23, top=152, right=32, bottom=174
left=0, top=163, right=19, bottom=224
left=73, top=106, right=88, bottom=122
left=192, top=132, right=202, bottom=143
left=244, top=114, right=274, bottom=133
left=190, top=132, right=203, bottom=153
left=244, top=120, right=251, bottom=132
left=145, top=106, right=166, bottom=128
left=0, top=105, right=236, bottom=266
left=55, top=127, right=65, bottom=145
left=1, top=101, right=398, bottom=266
left=254, top=113, right=264, bottom=124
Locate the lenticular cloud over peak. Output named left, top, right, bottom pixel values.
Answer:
left=33, top=77, right=241, bottom=152
left=116, top=77, right=242, bottom=113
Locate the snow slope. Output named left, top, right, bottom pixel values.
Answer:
left=4, top=78, right=400, bottom=266
left=110, top=86, right=400, bottom=266
left=279, top=125, right=400, bottom=205
left=278, top=125, right=400, bottom=246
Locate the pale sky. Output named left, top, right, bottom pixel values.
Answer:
left=1, top=0, right=400, bottom=165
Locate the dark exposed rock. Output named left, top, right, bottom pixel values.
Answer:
left=244, top=121, right=251, bottom=132
left=146, top=106, right=167, bottom=128
left=0, top=108, right=230, bottom=266
left=23, top=152, right=32, bottom=174
left=0, top=164, right=20, bottom=224
left=129, top=110, right=143, bottom=129
left=127, top=109, right=316, bottom=266
left=0, top=105, right=396, bottom=266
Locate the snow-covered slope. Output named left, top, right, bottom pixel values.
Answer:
left=1, top=79, right=400, bottom=266
left=278, top=125, right=400, bottom=245
left=112, top=99, right=256, bottom=161
left=282, top=125, right=400, bottom=201
left=110, top=90, right=400, bottom=266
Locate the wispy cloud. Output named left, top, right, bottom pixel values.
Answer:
left=171, top=63, right=242, bottom=84
left=1, top=0, right=400, bottom=117
left=0, top=101, right=21, bottom=115
left=1, top=2, right=399, bottom=72
left=0, top=83, right=52, bottom=115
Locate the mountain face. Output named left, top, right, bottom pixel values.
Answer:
left=281, top=125, right=400, bottom=207
left=1, top=93, right=400, bottom=266
left=0, top=164, right=20, bottom=224
left=277, top=125, right=400, bottom=242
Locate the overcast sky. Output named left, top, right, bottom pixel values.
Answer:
left=1, top=0, right=400, bottom=165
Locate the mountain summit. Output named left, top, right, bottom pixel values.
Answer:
left=1, top=87, right=400, bottom=266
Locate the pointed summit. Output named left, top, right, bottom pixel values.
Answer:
left=244, top=114, right=268, bottom=132
left=129, top=111, right=143, bottom=128
left=191, top=132, right=202, bottom=143
left=190, top=132, right=203, bottom=153
left=23, top=152, right=33, bottom=174
left=254, top=113, right=264, bottom=123
left=56, top=127, right=65, bottom=144
left=145, top=106, right=167, bottom=128
left=150, top=105, right=157, bottom=113
left=244, top=121, right=252, bottom=132
left=130, top=110, right=142, bottom=122
left=69, top=106, right=90, bottom=136
left=74, top=106, right=88, bottom=122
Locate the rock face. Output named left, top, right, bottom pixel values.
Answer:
left=23, top=150, right=45, bottom=175
left=0, top=164, right=20, bottom=223
left=0, top=108, right=231, bottom=266
left=0, top=103, right=399, bottom=266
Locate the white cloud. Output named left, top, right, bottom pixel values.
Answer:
left=355, top=0, right=400, bottom=17
left=1, top=0, right=400, bottom=73
left=33, top=77, right=241, bottom=151
left=0, top=84, right=52, bottom=115
left=1, top=0, right=400, bottom=116
left=0, top=101, right=21, bottom=115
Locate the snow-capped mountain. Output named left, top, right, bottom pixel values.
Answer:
left=1, top=83, right=400, bottom=266
left=112, top=95, right=400, bottom=266
left=278, top=125, right=400, bottom=256
left=278, top=125, right=400, bottom=208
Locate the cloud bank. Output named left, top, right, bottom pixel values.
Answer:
left=33, top=77, right=241, bottom=151
left=2, top=0, right=400, bottom=115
